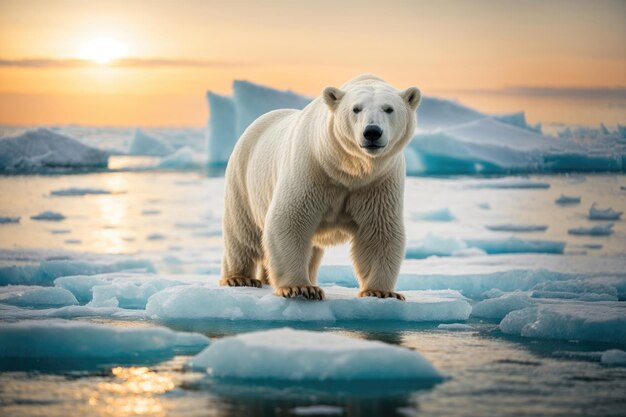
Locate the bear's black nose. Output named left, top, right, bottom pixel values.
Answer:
left=363, top=125, right=383, bottom=142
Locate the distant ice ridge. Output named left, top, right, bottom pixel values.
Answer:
left=0, top=319, right=209, bottom=360
left=499, top=301, right=626, bottom=344
left=0, top=128, right=109, bottom=173
left=128, top=128, right=174, bottom=156
left=146, top=285, right=471, bottom=322
left=204, top=80, right=626, bottom=174
left=405, top=233, right=565, bottom=259
left=188, top=328, right=442, bottom=381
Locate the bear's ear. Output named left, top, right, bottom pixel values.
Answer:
left=401, top=87, right=421, bottom=110
left=322, top=86, right=345, bottom=111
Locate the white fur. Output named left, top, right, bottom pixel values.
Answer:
left=221, top=74, right=421, bottom=298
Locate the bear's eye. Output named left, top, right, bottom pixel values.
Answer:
left=383, top=106, right=394, bottom=114
left=352, top=106, right=362, bottom=114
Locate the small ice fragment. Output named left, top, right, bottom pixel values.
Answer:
left=0, top=216, right=20, bottom=224
left=477, top=202, right=491, bottom=210
left=141, top=209, right=161, bottom=215
left=50, top=229, right=71, bottom=234
left=413, top=208, right=456, bottom=222
left=568, top=224, right=613, bottom=236
left=601, top=349, right=626, bottom=366
left=30, top=211, right=65, bottom=221
left=485, top=224, right=548, bottom=233
left=147, top=233, right=166, bottom=240
left=128, top=128, right=174, bottom=156
left=588, top=203, right=622, bottom=220
left=64, top=239, right=81, bottom=244
left=290, top=405, right=344, bottom=416
left=555, top=195, right=581, bottom=205
left=437, top=323, right=474, bottom=331
left=50, top=188, right=112, bottom=196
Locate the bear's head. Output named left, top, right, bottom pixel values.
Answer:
left=322, top=75, right=420, bottom=159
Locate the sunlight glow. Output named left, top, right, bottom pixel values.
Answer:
left=80, top=37, right=127, bottom=64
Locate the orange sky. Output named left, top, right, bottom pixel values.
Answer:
left=0, top=0, right=624, bottom=126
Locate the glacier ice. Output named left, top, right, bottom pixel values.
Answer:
left=128, top=128, right=174, bottom=156
left=30, top=211, right=65, bottom=221
left=588, top=203, right=622, bottom=220
left=233, top=80, right=311, bottom=136
left=187, top=328, right=442, bottom=381
left=50, top=187, right=113, bottom=196
left=0, top=319, right=209, bottom=360
left=499, top=301, right=626, bottom=343
left=146, top=285, right=471, bottom=322
left=485, top=224, right=548, bottom=233
left=206, top=92, right=237, bottom=166
left=0, top=286, right=78, bottom=308
left=0, top=128, right=109, bottom=173
left=601, top=349, right=626, bottom=366
left=0, top=216, right=19, bottom=224
left=555, top=194, right=581, bottom=205
left=568, top=224, right=614, bottom=236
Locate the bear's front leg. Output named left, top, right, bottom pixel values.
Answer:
left=263, top=182, right=329, bottom=301
left=348, top=174, right=406, bottom=301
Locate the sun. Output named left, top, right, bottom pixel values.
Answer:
left=80, top=37, right=127, bottom=64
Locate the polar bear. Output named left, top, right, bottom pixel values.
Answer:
left=220, top=74, right=420, bottom=300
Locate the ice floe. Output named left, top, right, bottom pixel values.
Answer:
left=50, top=187, right=113, bottom=196
left=555, top=194, right=581, bottom=205
left=158, top=146, right=202, bottom=169
left=146, top=285, right=471, bottom=322
left=30, top=211, right=66, bottom=221
left=471, top=293, right=532, bottom=319
left=0, top=216, right=19, bottom=224
left=601, top=349, right=626, bottom=366
left=485, top=224, right=548, bottom=233
left=437, top=323, right=474, bottom=331
left=588, top=203, right=623, bottom=220
left=568, top=224, right=614, bottom=236
left=413, top=208, right=456, bottom=221
left=128, top=128, right=174, bottom=156
left=0, top=128, right=109, bottom=173
left=187, top=328, right=442, bottom=381
left=0, top=286, right=78, bottom=308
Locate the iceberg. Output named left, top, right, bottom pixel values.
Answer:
left=601, top=349, right=626, bottom=366
left=50, top=187, right=113, bottom=196
left=30, top=211, right=65, bottom=221
left=146, top=285, right=471, bottom=322
left=206, top=92, right=237, bottom=166
left=0, top=128, right=109, bottom=173
left=233, top=80, right=311, bottom=136
left=588, top=203, right=622, bottom=220
left=0, top=286, right=78, bottom=308
left=555, top=195, right=581, bottom=205
left=471, top=293, right=532, bottom=319
left=499, top=301, right=626, bottom=343
left=568, top=224, right=614, bottom=236
left=187, top=328, right=442, bottom=381
left=485, top=224, right=548, bottom=233
left=158, top=146, right=202, bottom=170
left=0, top=319, right=209, bottom=362
left=128, top=128, right=174, bottom=156
left=0, top=216, right=19, bottom=224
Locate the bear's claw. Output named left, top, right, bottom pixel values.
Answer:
left=220, top=277, right=263, bottom=288
left=275, top=286, right=325, bottom=300
left=359, top=290, right=405, bottom=301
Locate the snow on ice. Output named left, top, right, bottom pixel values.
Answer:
left=187, top=328, right=442, bottom=381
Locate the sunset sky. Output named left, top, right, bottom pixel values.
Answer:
left=0, top=0, right=624, bottom=126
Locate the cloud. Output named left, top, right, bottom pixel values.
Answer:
left=0, top=57, right=249, bottom=68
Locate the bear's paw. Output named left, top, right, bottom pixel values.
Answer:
left=275, top=285, right=325, bottom=301
left=358, top=290, right=405, bottom=301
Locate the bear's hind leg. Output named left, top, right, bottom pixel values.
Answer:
left=220, top=219, right=264, bottom=289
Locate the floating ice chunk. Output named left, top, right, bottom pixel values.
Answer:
left=531, top=280, right=618, bottom=302
left=437, top=323, right=474, bottom=331
left=206, top=92, right=237, bottom=166
left=0, top=216, right=19, bottom=224
left=290, top=405, right=343, bottom=416
left=64, top=239, right=81, bottom=244
left=463, top=238, right=565, bottom=255
left=405, top=233, right=471, bottom=259
left=141, top=209, right=160, bottom=215
left=467, top=179, right=550, bottom=189
left=30, top=211, right=65, bottom=221
left=0, top=286, right=78, bottom=308
left=499, top=301, right=626, bottom=343
left=471, top=293, right=532, bottom=319
left=128, top=128, right=174, bottom=156
left=0, top=128, right=109, bottom=173
left=0, top=320, right=209, bottom=361
left=0, top=258, right=155, bottom=286
left=90, top=278, right=182, bottom=309
left=233, top=80, right=311, bottom=136
left=147, top=233, right=166, bottom=241
left=588, top=203, right=622, bottom=220
left=50, top=188, right=112, bottom=196
left=601, top=349, right=626, bottom=366
left=477, top=202, right=491, bottom=210
left=146, top=286, right=471, bottom=322
left=568, top=224, right=614, bottom=236
left=0, top=303, right=145, bottom=320
left=555, top=195, right=581, bottom=205
left=158, top=146, right=202, bottom=169
left=413, top=208, right=456, bottom=222
left=485, top=224, right=548, bottom=233
left=188, top=328, right=442, bottom=381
